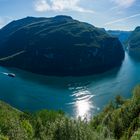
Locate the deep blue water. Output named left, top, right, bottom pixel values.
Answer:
left=0, top=52, right=140, bottom=119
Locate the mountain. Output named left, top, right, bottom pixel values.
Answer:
left=127, top=26, right=140, bottom=49
left=126, top=27, right=140, bottom=58
left=108, top=30, right=132, bottom=48
left=0, top=16, right=124, bottom=76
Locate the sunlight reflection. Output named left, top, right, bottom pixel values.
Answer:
left=72, top=90, right=96, bottom=120
left=75, top=99, right=93, bottom=119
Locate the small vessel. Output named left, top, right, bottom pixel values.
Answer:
left=1, top=72, right=16, bottom=78
left=7, top=73, right=16, bottom=77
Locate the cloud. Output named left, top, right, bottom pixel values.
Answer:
left=0, top=17, right=6, bottom=28
left=0, top=17, right=13, bottom=28
left=105, top=13, right=140, bottom=25
left=111, top=0, right=136, bottom=8
left=34, top=0, right=50, bottom=12
left=34, top=0, right=94, bottom=13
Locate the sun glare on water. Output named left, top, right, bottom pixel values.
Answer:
left=69, top=88, right=98, bottom=120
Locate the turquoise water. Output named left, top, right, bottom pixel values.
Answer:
left=0, top=52, right=140, bottom=119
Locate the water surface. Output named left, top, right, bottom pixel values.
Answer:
left=0, top=52, right=140, bottom=119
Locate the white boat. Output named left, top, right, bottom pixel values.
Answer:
left=1, top=72, right=16, bottom=78
left=7, top=73, right=16, bottom=77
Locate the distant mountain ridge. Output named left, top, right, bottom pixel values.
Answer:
left=0, top=15, right=124, bottom=76
left=108, top=30, right=132, bottom=48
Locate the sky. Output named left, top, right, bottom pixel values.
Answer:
left=0, top=0, right=140, bottom=31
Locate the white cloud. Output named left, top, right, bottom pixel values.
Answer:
left=34, top=0, right=51, bottom=12
left=0, top=17, right=13, bottom=28
left=34, top=0, right=94, bottom=13
left=0, top=17, right=7, bottom=28
left=105, top=13, right=140, bottom=25
left=111, top=0, right=136, bottom=8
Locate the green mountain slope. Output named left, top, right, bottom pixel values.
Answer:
left=127, top=26, right=140, bottom=50
left=0, top=15, right=124, bottom=76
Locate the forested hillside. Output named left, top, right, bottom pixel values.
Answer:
left=0, top=85, right=140, bottom=140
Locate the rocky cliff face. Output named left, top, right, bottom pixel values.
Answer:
left=0, top=16, right=124, bottom=76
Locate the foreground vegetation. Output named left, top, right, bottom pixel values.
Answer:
left=1, top=85, right=140, bottom=140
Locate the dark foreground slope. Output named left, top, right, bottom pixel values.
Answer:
left=1, top=85, right=140, bottom=140
left=0, top=16, right=124, bottom=76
